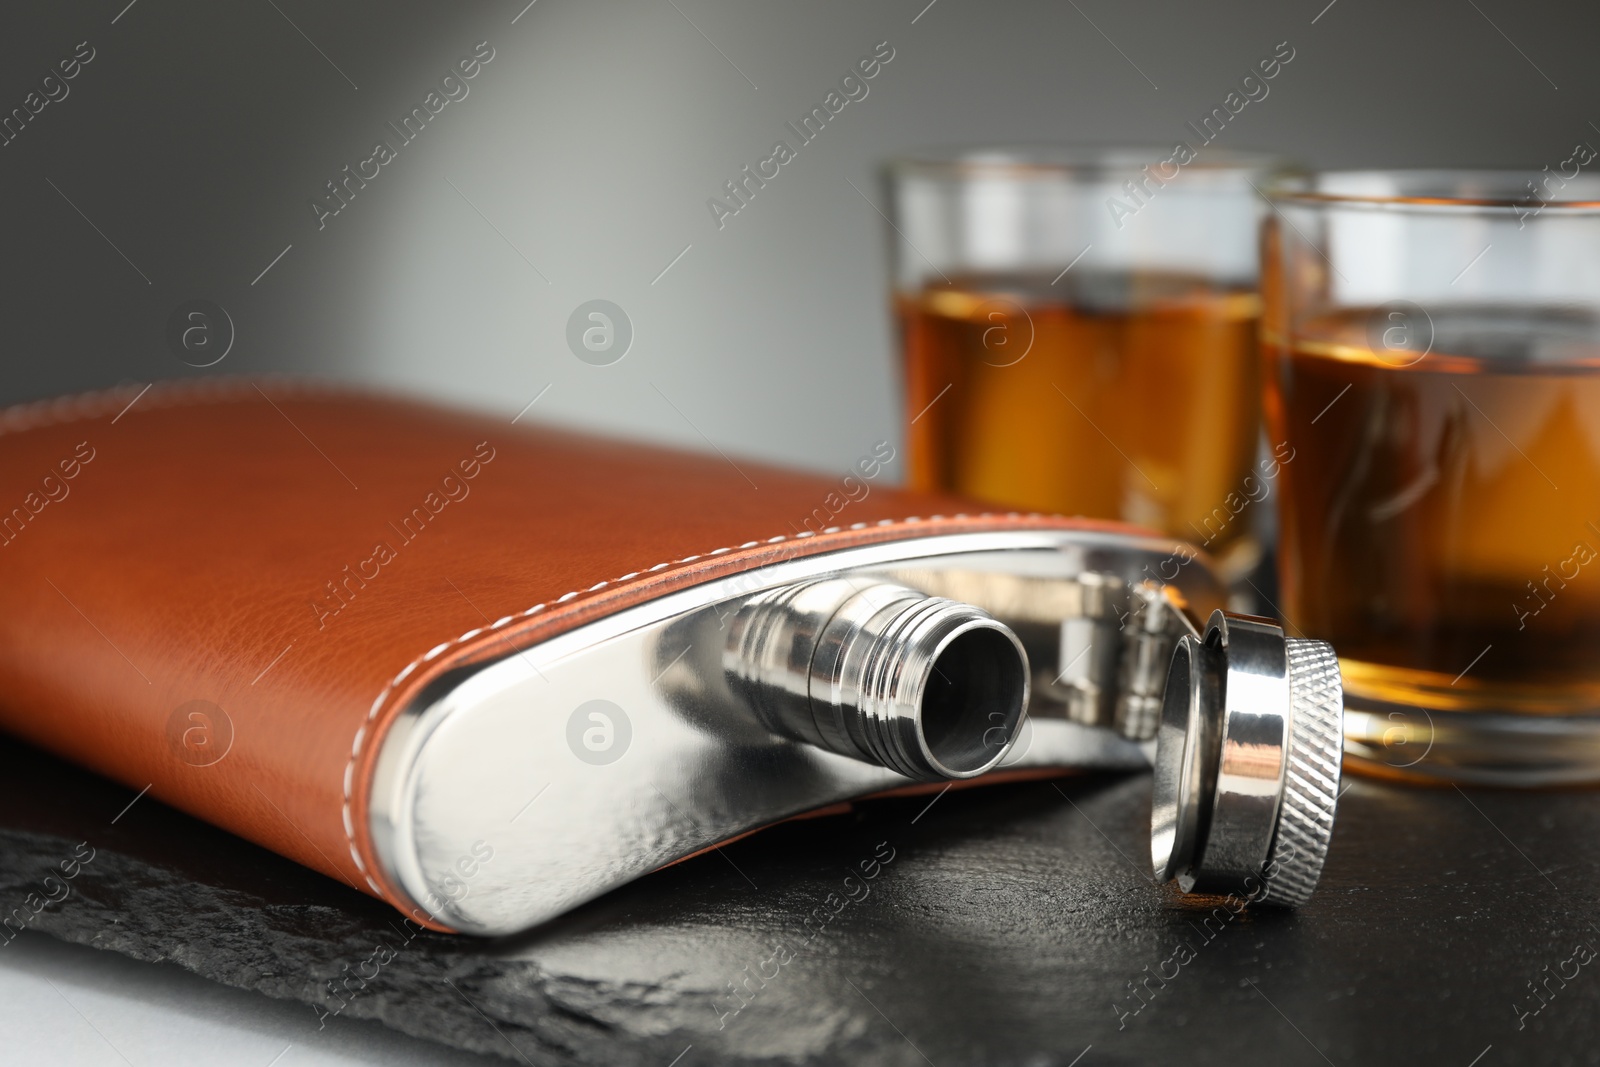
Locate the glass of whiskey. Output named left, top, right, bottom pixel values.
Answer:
left=885, top=147, right=1289, bottom=580
left=1264, top=169, right=1600, bottom=785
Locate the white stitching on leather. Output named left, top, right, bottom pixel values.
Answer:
left=0, top=378, right=355, bottom=438
left=335, top=510, right=1058, bottom=894
left=0, top=385, right=1076, bottom=906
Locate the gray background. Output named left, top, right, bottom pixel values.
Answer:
left=3, top=0, right=1595, bottom=475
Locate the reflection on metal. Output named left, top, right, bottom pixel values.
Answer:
left=367, top=529, right=1341, bottom=936
left=889, top=569, right=1196, bottom=743
left=725, top=578, right=1029, bottom=781
left=1151, top=612, right=1342, bottom=907
left=1116, top=582, right=1194, bottom=741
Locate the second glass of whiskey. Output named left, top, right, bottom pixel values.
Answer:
left=884, top=146, right=1289, bottom=579
left=1265, top=169, right=1600, bottom=785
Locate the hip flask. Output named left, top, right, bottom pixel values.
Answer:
left=0, top=382, right=1342, bottom=934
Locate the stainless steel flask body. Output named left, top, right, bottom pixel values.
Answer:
left=367, top=528, right=1343, bottom=934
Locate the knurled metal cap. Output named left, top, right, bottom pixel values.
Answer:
left=1260, top=638, right=1343, bottom=905
left=1150, top=612, right=1343, bottom=908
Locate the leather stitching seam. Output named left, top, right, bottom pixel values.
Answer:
left=338, top=511, right=1059, bottom=899
left=0, top=386, right=1079, bottom=906
left=0, top=379, right=355, bottom=438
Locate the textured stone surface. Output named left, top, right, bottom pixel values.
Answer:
left=4, top=734, right=1600, bottom=1065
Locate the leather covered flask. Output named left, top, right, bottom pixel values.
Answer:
left=0, top=382, right=1343, bottom=934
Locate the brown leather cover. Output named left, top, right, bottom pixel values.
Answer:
left=0, top=381, right=1131, bottom=923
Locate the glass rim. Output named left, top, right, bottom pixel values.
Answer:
left=1268, top=169, right=1600, bottom=213
left=884, top=143, right=1293, bottom=180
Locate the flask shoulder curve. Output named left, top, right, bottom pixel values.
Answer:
left=370, top=527, right=1238, bottom=935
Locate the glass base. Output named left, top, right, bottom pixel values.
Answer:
left=1344, top=696, right=1600, bottom=787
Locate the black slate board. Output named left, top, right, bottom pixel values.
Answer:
left=3, top=734, right=1599, bottom=1066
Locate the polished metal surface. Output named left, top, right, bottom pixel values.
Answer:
left=367, top=527, right=1348, bottom=934
left=875, top=568, right=1194, bottom=742
left=725, top=578, right=1029, bottom=780
left=1115, top=581, right=1194, bottom=742
left=1194, top=613, right=1293, bottom=890
left=1054, top=571, right=1127, bottom=730
left=1151, top=611, right=1344, bottom=906
left=1150, top=632, right=1221, bottom=888
left=369, top=528, right=1230, bottom=935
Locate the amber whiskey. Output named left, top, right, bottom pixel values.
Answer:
left=1264, top=306, right=1600, bottom=716
left=899, top=271, right=1263, bottom=563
